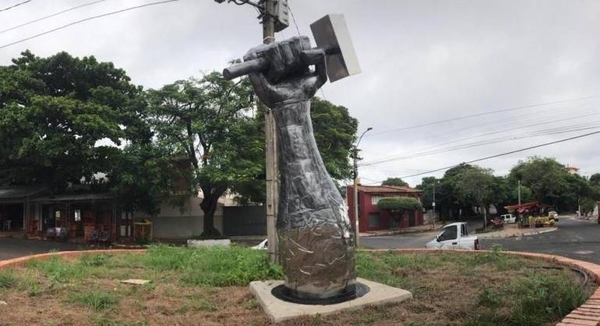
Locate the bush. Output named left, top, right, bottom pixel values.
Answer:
left=143, top=245, right=283, bottom=286
left=377, top=197, right=422, bottom=211
left=69, top=290, right=118, bottom=311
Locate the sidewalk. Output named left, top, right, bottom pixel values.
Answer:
left=474, top=224, right=557, bottom=239
left=360, top=224, right=439, bottom=237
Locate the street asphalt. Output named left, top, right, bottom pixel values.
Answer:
left=0, top=238, right=82, bottom=261
left=361, top=216, right=600, bottom=264
left=482, top=216, right=600, bottom=264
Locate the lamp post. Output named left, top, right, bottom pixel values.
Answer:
left=353, top=127, right=372, bottom=248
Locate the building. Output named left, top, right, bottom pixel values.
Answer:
left=346, top=185, right=424, bottom=233
left=565, top=165, right=580, bottom=175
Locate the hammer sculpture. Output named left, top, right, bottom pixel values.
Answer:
left=224, top=14, right=361, bottom=302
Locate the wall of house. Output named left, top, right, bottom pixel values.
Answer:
left=132, top=197, right=224, bottom=239
left=358, top=192, right=424, bottom=232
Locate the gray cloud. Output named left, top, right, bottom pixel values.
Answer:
left=2, top=0, right=600, bottom=187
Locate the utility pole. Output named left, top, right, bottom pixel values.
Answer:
left=353, top=127, right=372, bottom=248
left=432, top=180, right=436, bottom=229
left=262, top=0, right=279, bottom=264
left=518, top=179, right=521, bottom=205
left=214, top=0, right=288, bottom=264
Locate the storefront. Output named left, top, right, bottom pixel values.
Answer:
left=31, top=193, right=118, bottom=242
left=0, top=186, right=48, bottom=233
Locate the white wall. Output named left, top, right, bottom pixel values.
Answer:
left=132, top=196, right=224, bottom=239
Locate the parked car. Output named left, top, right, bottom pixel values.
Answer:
left=426, top=222, right=480, bottom=250
left=501, top=213, right=516, bottom=224
left=548, top=211, right=559, bottom=221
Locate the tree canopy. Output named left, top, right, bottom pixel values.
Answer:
left=0, top=51, right=148, bottom=192
left=146, top=73, right=259, bottom=236
left=381, top=177, right=409, bottom=187
left=416, top=156, right=600, bottom=220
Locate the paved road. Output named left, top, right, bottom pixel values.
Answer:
left=482, top=217, right=600, bottom=264
left=0, top=238, right=81, bottom=261
left=361, top=217, right=600, bottom=264
left=360, top=220, right=484, bottom=250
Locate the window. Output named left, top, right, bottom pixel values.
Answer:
left=371, top=196, right=383, bottom=205
left=461, top=224, right=467, bottom=236
left=438, top=226, right=457, bottom=241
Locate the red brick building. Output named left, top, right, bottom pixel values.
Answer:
left=346, top=185, right=424, bottom=232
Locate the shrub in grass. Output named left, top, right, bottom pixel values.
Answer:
left=27, top=256, right=85, bottom=282
left=143, top=245, right=191, bottom=271
left=79, top=254, right=110, bottom=267
left=469, top=270, right=587, bottom=325
left=0, top=270, right=18, bottom=289
left=141, top=245, right=282, bottom=286
left=70, top=290, right=118, bottom=311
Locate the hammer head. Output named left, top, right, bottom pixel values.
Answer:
left=310, top=14, right=361, bottom=83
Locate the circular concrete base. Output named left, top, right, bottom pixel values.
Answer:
left=271, top=282, right=370, bottom=305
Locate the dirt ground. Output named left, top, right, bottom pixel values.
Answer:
left=0, top=251, right=594, bottom=326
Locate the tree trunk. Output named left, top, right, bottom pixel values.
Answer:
left=482, top=204, right=487, bottom=230
left=200, top=186, right=225, bottom=237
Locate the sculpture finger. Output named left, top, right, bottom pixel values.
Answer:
left=248, top=72, right=278, bottom=108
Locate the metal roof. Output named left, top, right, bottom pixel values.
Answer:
left=0, top=186, right=47, bottom=200
left=31, top=193, right=113, bottom=203
left=356, top=185, right=423, bottom=194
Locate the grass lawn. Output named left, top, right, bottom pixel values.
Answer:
left=0, top=245, right=594, bottom=326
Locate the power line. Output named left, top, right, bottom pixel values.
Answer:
left=0, top=0, right=180, bottom=50
left=361, top=109, right=600, bottom=166
left=397, top=130, right=600, bottom=179
left=0, top=0, right=108, bottom=35
left=0, top=0, right=31, bottom=13
left=287, top=2, right=301, bottom=37
left=366, top=94, right=600, bottom=137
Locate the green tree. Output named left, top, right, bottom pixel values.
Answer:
left=147, top=73, right=261, bottom=236
left=589, top=173, right=600, bottom=186
left=311, top=97, right=358, bottom=180
left=437, top=163, right=479, bottom=220
left=489, top=176, right=512, bottom=214
left=377, top=197, right=422, bottom=223
left=231, top=96, right=358, bottom=204
left=509, top=157, right=567, bottom=205
left=108, top=143, right=191, bottom=217
left=456, top=166, right=494, bottom=227
left=0, top=51, right=148, bottom=191
left=416, top=176, right=438, bottom=209
left=381, top=177, right=409, bottom=187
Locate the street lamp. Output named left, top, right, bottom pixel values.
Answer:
left=353, top=127, right=372, bottom=248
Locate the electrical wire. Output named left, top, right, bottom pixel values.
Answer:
left=287, top=2, right=301, bottom=38
left=0, top=0, right=181, bottom=50
left=396, top=130, right=600, bottom=179
left=361, top=110, right=600, bottom=166
left=365, top=94, right=600, bottom=138
left=0, top=0, right=108, bottom=35
left=0, top=0, right=31, bottom=13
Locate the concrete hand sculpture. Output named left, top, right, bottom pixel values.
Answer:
left=244, top=36, right=356, bottom=301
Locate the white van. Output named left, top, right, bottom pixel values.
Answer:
left=501, top=214, right=516, bottom=224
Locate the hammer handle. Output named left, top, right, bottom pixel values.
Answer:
left=223, top=47, right=334, bottom=80
left=223, top=57, right=269, bottom=80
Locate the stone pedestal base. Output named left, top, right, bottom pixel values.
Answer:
left=249, top=278, right=412, bottom=323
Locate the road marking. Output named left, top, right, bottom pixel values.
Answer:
left=574, top=251, right=594, bottom=255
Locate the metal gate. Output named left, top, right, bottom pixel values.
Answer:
left=222, top=206, right=266, bottom=236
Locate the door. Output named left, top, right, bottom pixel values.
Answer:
left=437, top=226, right=459, bottom=249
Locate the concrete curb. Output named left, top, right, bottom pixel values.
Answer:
left=362, top=248, right=600, bottom=326
left=0, top=249, right=146, bottom=269
left=1, top=248, right=598, bottom=325
left=475, top=226, right=558, bottom=239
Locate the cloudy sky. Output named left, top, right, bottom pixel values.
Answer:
left=2, top=0, right=600, bottom=187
